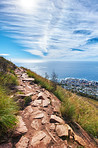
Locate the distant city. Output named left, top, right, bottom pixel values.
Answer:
left=60, top=78, right=98, bottom=100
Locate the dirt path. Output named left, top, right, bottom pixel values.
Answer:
left=0, top=68, right=97, bottom=148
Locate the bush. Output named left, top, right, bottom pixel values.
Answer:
left=61, top=101, right=76, bottom=121
left=24, top=96, right=32, bottom=107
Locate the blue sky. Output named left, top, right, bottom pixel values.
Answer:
left=0, top=0, right=98, bottom=63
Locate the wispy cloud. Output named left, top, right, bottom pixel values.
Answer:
left=0, top=54, right=10, bottom=56
left=11, top=58, right=44, bottom=63
left=0, top=0, right=98, bottom=61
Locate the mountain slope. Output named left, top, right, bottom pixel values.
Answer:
left=0, top=57, right=97, bottom=147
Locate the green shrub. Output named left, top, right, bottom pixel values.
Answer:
left=24, top=96, right=32, bottom=107
left=61, top=101, right=76, bottom=121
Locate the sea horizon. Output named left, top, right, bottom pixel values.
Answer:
left=16, top=61, right=98, bottom=82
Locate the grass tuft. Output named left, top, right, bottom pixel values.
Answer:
left=0, top=86, right=18, bottom=136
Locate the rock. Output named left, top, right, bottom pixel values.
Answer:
left=32, top=100, right=42, bottom=107
left=61, top=143, right=67, bottom=148
left=30, top=131, right=46, bottom=147
left=51, top=97, right=61, bottom=114
left=32, top=110, right=44, bottom=119
left=15, top=86, right=24, bottom=91
left=42, top=134, right=51, bottom=145
left=0, top=143, right=12, bottom=148
left=50, top=115, right=65, bottom=124
left=65, top=124, right=74, bottom=138
left=36, top=90, right=41, bottom=93
left=67, top=146, right=72, bottom=148
left=41, top=113, right=48, bottom=125
left=55, top=124, right=69, bottom=137
left=41, top=117, right=46, bottom=125
left=14, top=116, right=28, bottom=136
left=33, top=112, right=44, bottom=119
left=43, top=99, right=50, bottom=107
left=15, top=136, right=29, bottom=148
left=74, top=134, right=86, bottom=147
left=22, top=106, right=33, bottom=118
left=25, top=92, right=34, bottom=96
left=32, top=110, right=42, bottom=115
left=21, top=73, right=28, bottom=78
left=53, top=106, right=60, bottom=114
left=22, top=78, right=34, bottom=81
left=25, top=105, right=33, bottom=113
left=16, top=93, right=34, bottom=98
left=37, top=92, right=48, bottom=100
left=50, top=123, right=55, bottom=130
left=31, top=120, right=40, bottom=130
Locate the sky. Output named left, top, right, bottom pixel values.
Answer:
left=0, top=0, right=98, bottom=63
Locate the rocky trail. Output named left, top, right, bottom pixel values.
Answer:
left=0, top=68, right=97, bottom=148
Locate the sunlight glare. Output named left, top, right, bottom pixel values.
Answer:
left=19, top=0, right=39, bottom=10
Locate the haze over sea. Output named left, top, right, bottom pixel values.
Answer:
left=17, top=61, right=98, bottom=82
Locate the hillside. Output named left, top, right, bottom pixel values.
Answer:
left=0, top=57, right=97, bottom=148
left=0, top=57, right=18, bottom=137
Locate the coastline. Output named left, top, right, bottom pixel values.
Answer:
left=16, top=61, right=98, bottom=82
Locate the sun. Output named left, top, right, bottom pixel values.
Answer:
left=19, top=0, right=39, bottom=10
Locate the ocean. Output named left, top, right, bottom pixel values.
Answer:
left=17, top=61, right=98, bottom=81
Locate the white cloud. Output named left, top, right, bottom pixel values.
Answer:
left=0, top=54, right=10, bottom=56
left=0, top=0, right=98, bottom=60
left=24, top=49, right=44, bottom=56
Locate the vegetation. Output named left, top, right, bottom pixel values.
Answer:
left=0, top=57, right=18, bottom=137
left=26, top=69, right=98, bottom=137
left=26, top=69, right=54, bottom=92
left=0, top=56, right=16, bottom=73
left=24, top=96, right=32, bottom=107
left=0, top=57, right=97, bottom=138
left=0, top=86, right=18, bottom=136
